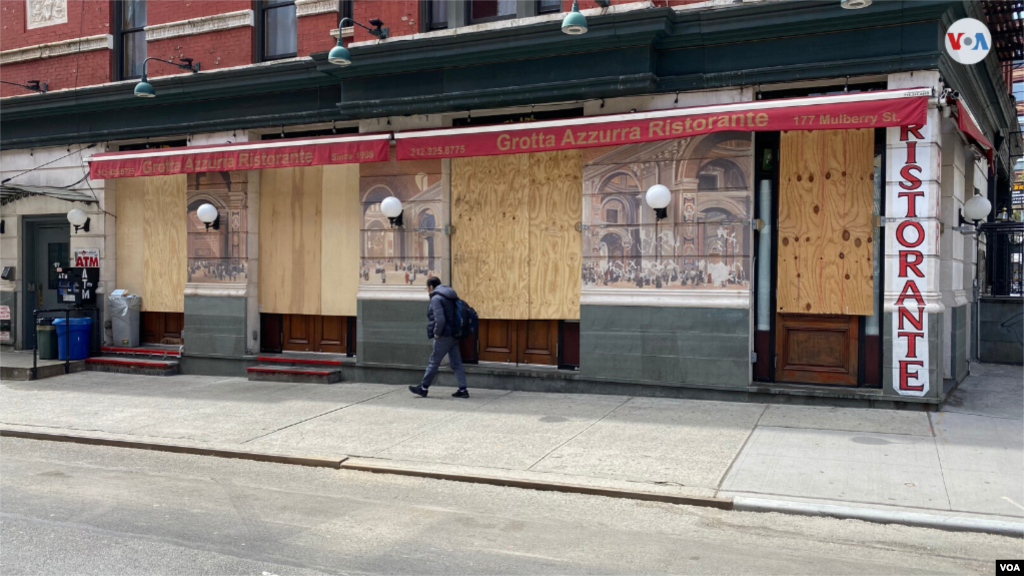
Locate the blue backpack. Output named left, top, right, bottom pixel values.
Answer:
left=448, top=299, right=479, bottom=340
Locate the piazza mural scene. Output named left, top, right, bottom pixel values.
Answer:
left=360, top=152, right=446, bottom=286
left=581, top=132, right=753, bottom=290
left=186, top=171, right=249, bottom=284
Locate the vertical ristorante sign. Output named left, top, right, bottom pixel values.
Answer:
left=890, top=123, right=936, bottom=396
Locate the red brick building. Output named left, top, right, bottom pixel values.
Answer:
left=0, top=0, right=710, bottom=97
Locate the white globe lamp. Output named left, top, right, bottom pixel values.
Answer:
left=646, top=184, right=671, bottom=220
left=196, top=203, right=220, bottom=231
left=963, top=193, right=991, bottom=223
left=381, top=196, right=404, bottom=227
left=67, top=208, right=90, bottom=233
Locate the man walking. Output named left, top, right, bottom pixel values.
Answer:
left=409, top=277, right=469, bottom=398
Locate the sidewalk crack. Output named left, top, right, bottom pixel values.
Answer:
left=239, top=388, right=398, bottom=445
left=715, top=402, right=769, bottom=492
left=928, top=412, right=955, bottom=512
left=524, top=395, right=633, bottom=472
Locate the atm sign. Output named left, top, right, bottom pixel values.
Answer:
left=74, top=248, right=99, bottom=268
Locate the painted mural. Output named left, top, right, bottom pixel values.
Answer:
left=581, top=132, right=753, bottom=290
left=186, top=171, right=248, bottom=284
left=360, top=152, right=445, bottom=286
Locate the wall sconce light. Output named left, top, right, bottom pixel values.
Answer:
left=67, top=208, right=90, bottom=234
left=197, top=203, right=221, bottom=231
left=645, top=184, right=671, bottom=220
left=381, top=196, right=404, bottom=227
left=134, top=57, right=200, bottom=98
left=562, top=0, right=588, bottom=35
left=329, top=17, right=389, bottom=66
left=953, top=192, right=992, bottom=233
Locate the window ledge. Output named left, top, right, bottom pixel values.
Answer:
left=144, top=9, right=254, bottom=43
left=0, top=34, right=113, bottom=65
left=329, top=27, right=356, bottom=39
left=296, top=0, right=339, bottom=17
left=348, top=1, right=655, bottom=48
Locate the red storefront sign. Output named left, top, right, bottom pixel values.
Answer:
left=88, top=134, right=391, bottom=179
left=396, top=88, right=931, bottom=160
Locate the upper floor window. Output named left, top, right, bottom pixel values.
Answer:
left=469, top=0, right=517, bottom=24
left=537, top=0, right=562, bottom=14
left=117, top=0, right=147, bottom=79
left=426, top=0, right=449, bottom=30
left=258, top=0, right=298, bottom=61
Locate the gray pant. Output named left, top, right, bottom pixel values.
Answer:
left=420, top=336, right=467, bottom=390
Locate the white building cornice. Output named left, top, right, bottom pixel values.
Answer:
left=296, top=0, right=339, bottom=17
left=145, top=10, right=254, bottom=42
left=329, top=27, right=356, bottom=39
left=0, top=34, right=112, bottom=66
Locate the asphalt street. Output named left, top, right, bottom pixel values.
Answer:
left=1, top=437, right=1020, bottom=576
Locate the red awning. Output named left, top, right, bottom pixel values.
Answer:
left=956, top=100, right=994, bottom=162
left=87, top=133, right=391, bottom=179
left=395, top=88, right=931, bottom=161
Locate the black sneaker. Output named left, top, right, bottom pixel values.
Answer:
left=409, top=385, right=428, bottom=398
left=452, top=389, right=469, bottom=398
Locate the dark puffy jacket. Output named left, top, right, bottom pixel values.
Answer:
left=426, top=285, right=458, bottom=339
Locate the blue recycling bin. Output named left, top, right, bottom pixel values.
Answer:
left=52, top=317, right=92, bottom=360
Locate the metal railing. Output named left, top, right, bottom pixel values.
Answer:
left=983, top=222, right=1024, bottom=297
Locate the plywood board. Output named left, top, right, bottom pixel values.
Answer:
left=528, top=150, right=582, bottom=320
left=777, top=129, right=873, bottom=315
left=452, top=154, right=530, bottom=319
left=321, top=164, right=360, bottom=317
left=115, top=178, right=146, bottom=300
left=142, top=175, right=187, bottom=312
left=259, top=166, right=323, bottom=315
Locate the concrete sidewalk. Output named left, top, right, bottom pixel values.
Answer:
left=2, top=362, right=1021, bottom=528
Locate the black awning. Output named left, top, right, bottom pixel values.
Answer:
left=1, top=183, right=96, bottom=206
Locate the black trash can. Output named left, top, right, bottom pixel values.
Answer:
left=37, top=319, right=58, bottom=360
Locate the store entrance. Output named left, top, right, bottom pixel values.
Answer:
left=754, top=128, right=883, bottom=387
left=22, top=216, right=70, bottom=348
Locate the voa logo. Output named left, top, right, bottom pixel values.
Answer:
left=945, top=18, right=991, bottom=65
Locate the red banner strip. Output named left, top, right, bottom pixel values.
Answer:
left=396, top=88, right=931, bottom=161
left=956, top=100, right=994, bottom=162
left=88, top=134, right=390, bottom=179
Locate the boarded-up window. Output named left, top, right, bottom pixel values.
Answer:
left=258, top=165, right=360, bottom=316
left=777, top=129, right=874, bottom=315
left=452, top=150, right=582, bottom=320
left=116, top=175, right=187, bottom=312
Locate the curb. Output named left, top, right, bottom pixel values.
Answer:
left=734, top=496, right=1024, bottom=538
left=340, top=459, right=734, bottom=510
left=6, top=429, right=1020, bottom=537
left=0, top=429, right=346, bottom=469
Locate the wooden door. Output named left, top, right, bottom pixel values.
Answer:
left=280, top=314, right=350, bottom=353
left=282, top=314, right=318, bottom=352
left=479, top=319, right=517, bottom=363
left=776, top=314, right=859, bottom=385
left=319, top=316, right=347, bottom=354
left=477, top=319, right=558, bottom=365
left=519, top=320, right=558, bottom=366
left=775, top=129, right=873, bottom=386
left=142, top=312, right=185, bottom=344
